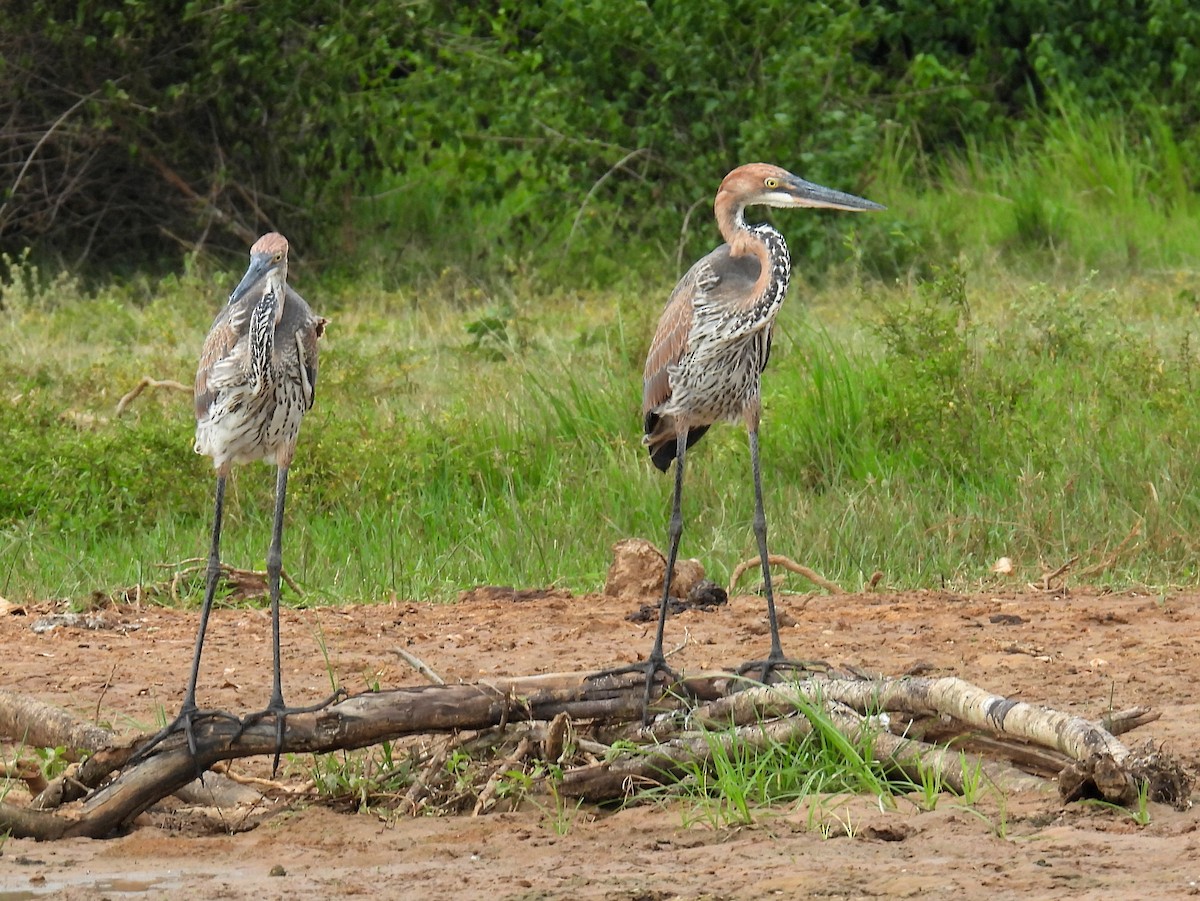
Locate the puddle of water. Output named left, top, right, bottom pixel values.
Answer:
left=0, top=870, right=181, bottom=898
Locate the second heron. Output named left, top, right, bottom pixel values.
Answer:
left=639, top=162, right=884, bottom=692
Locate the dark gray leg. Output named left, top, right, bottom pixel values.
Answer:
left=266, top=464, right=288, bottom=714
left=648, top=430, right=688, bottom=668
left=734, top=421, right=824, bottom=683
left=239, top=464, right=343, bottom=774
left=589, top=430, right=688, bottom=721
left=242, top=464, right=290, bottom=775
left=131, top=474, right=238, bottom=767
left=748, top=427, right=785, bottom=663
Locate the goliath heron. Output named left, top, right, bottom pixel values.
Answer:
left=638, top=163, right=883, bottom=699
left=135, top=233, right=333, bottom=772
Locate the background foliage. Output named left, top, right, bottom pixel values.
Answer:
left=3, top=0, right=1199, bottom=282
left=6, top=1, right=1200, bottom=605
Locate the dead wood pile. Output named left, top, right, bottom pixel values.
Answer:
left=0, top=663, right=1189, bottom=840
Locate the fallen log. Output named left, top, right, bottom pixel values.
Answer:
left=0, top=666, right=1184, bottom=840
left=0, top=689, right=261, bottom=811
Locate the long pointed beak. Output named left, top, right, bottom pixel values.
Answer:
left=229, top=256, right=270, bottom=305
left=783, top=176, right=885, bottom=212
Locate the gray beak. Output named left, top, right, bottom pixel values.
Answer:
left=229, top=255, right=271, bottom=305
left=785, top=175, right=885, bottom=212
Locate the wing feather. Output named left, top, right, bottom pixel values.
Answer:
left=194, top=303, right=246, bottom=421
left=640, top=245, right=765, bottom=471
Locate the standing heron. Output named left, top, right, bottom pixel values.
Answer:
left=135, top=233, right=333, bottom=772
left=638, top=163, right=883, bottom=696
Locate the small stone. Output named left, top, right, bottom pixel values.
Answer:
left=269, top=865, right=287, bottom=877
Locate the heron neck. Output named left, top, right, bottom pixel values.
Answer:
left=718, top=202, right=789, bottom=310
left=249, top=273, right=285, bottom=390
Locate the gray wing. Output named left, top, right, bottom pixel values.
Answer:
left=194, top=299, right=249, bottom=422
left=194, top=284, right=325, bottom=421
left=280, top=285, right=325, bottom=411
left=641, top=244, right=762, bottom=470
left=642, top=243, right=762, bottom=417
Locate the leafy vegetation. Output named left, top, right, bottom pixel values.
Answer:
left=668, top=696, right=893, bottom=828
left=5, top=1, right=1200, bottom=283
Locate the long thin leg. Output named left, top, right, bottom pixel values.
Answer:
left=736, top=421, right=823, bottom=682
left=267, top=464, right=288, bottom=715
left=748, top=426, right=785, bottom=663
left=131, top=474, right=238, bottom=766
left=240, top=464, right=290, bottom=775
left=588, top=430, right=688, bottom=721
left=239, top=464, right=343, bottom=774
left=647, top=430, right=688, bottom=669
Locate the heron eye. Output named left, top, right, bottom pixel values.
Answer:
left=273, top=252, right=283, bottom=262
left=764, top=177, right=779, bottom=189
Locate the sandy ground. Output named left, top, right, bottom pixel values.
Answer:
left=2, top=579, right=1199, bottom=899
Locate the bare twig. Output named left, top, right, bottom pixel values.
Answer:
left=472, top=736, right=532, bottom=816
left=114, top=376, right=190, bottom=416
left=728, top=554, right=844, bottom=595
left=93, top=662, right=118, bottom=726
left=1032, top=556, right=1079, bottom=592
left=565, top=147, right=649, bottom=251
left=1079, top=520, right=1143, bottom=578
left=0, top=92, right=98, bottom=230
left=162, top=558, right=304, bottom=602
left=210, top=761, right=302, bottom=794
left=674, top=194, right=709, bottom=276
left=403, top=736, right=459, bottom=815
left=392, top=647, right=446, bottom=686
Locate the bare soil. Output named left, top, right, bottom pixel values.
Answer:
left=2, top=581, right=1199, bottom=899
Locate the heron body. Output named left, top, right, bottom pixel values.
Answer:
left=134, top=232, right=333, bottom=772
left=643, top=231, right=786, bottom=469
left=194, top=238, right=323, bottom=473
left=636, top=163, right=884, bottom=700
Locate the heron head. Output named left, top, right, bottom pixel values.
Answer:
left=718, top=163, right=885, bottom=214
left=229, top=233, right=290, bottom=305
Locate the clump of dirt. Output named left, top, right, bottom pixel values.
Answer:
left=603, top=537, right=707, bottom=600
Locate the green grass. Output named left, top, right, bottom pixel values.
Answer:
left=672, top=701, right=893, bottom=829
left=6, top=106, right=1200, bottom=606
left=4, top=261, right=1200, bottom=606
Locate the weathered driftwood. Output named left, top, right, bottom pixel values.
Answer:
left=0, top=689, right=260, bottom=811
left=0, top=688, right=114, bottom=755
left=0, top=672, right=657, bottom=838
left=562, top=681, right=1051, bottom=802
left=0, top=667, right=1178, bottom=840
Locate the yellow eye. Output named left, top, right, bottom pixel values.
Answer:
left=764, top=177, right=779, bottom=189
left=273, top=252, right=283, bottom=262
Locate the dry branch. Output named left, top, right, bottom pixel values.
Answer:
left=1079, top=519, right=1143, bottom=578
left=727, top=554, right=844, bottom=595
left=0, top=666, right=1179, bottom=841
left=0, top=690, right=262, bottom=820
left=0, top=689, right=115, bottom=754
left=161, top=557, right=304, bottom=601
left=113, top=376, right=190, bottom=416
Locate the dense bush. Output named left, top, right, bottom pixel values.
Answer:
left=0, top=0, right=413, bottom=269
left=3, top=0, right=1198, bottom=280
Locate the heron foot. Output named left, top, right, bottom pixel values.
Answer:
left=588, top=657, right=679, bottom=725
left=129, top=703, right=242, bottom=776
left=236, top=688, right=347, bottom=775
left=735, top=655, right=830, bottom=685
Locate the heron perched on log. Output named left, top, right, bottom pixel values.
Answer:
left=637, top=163, right=884, bottom=699
left=134, top=233, right=335, bottom=772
